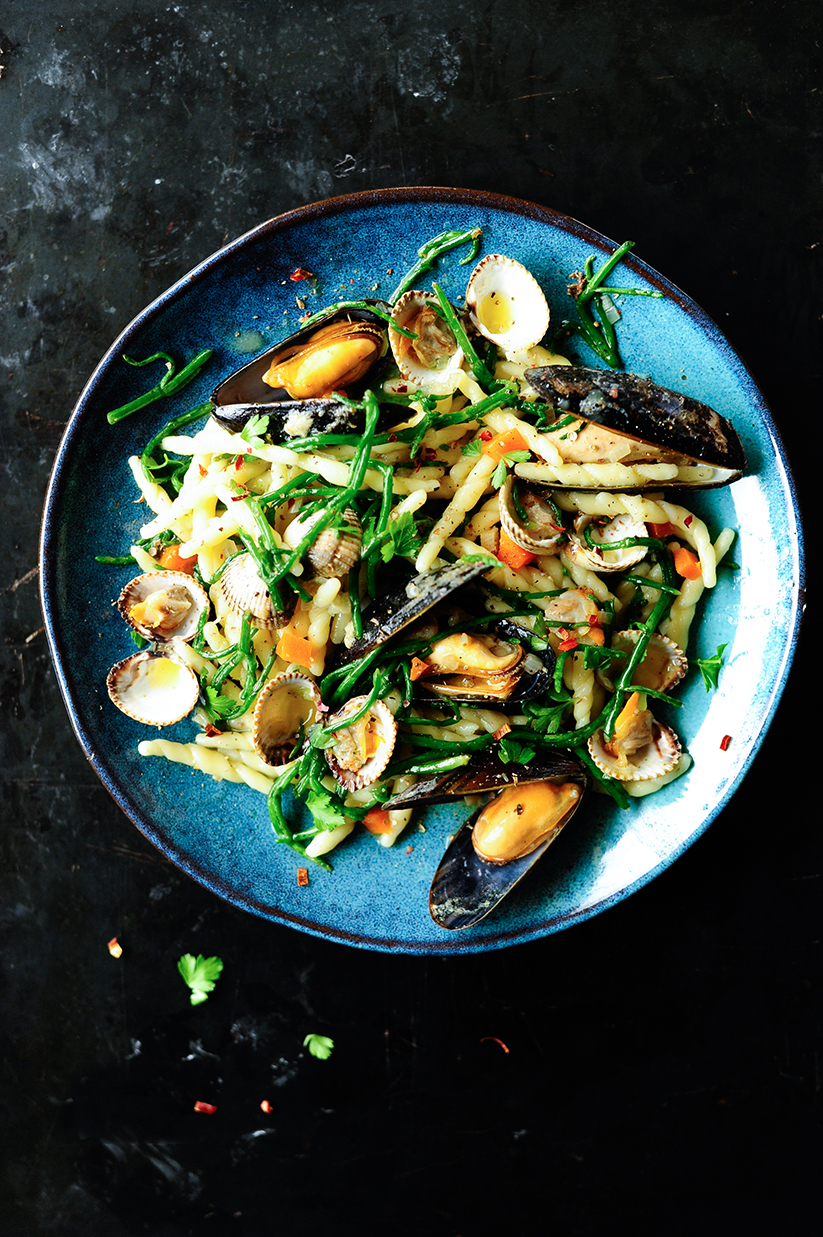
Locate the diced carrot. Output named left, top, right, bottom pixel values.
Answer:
left=673, top=546, right=701, bottom=580
left=647, top=521, right=675, bottom=539
left=496, top=526, right=536, bottom=570
left=276, top=627, right=315, bottom=669
left=481, top=427, right=531, bottom=463
left=363, top=808, right=393, bottom=835
left=158, top=543, right=198, bottom=574
left=409, top=656, right=432, bottom=681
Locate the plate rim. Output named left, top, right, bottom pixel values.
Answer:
left=39, top=186, right=806, bottom=954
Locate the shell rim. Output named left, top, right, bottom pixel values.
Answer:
left=39, top=186, right=805, bottom=955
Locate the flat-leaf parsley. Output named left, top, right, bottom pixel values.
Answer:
left=304, top=1033, right=334, bottom=1060
left=177, top=954, right=224, bottom=1006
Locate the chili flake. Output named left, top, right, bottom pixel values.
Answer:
left=204, top=723, right=221, bottom=738
left=107, top=937, right=123, bottom=958
left=720, top=734, right=732, bottom=751
left=479, top=1036, right=510, bottom=1053
left=493, top=723, right=512, bottom=740
left=479, top=429, right=494, bottom=441
left=297, top=868, right=309, bottom=887
left=193, top=1101, right=218, bottom=1115
left=260, top=1100, right=274, bottom=1113
left=289, top=267, right=314, bottom=282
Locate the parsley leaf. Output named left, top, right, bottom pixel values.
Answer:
left=305, top=787, right=350, bottom=832
left=240, top=412, right=270, bottom=449
left=694, top=644, right=727, bottom=692
left=177, top=954, right=224, bottom=1006
left=377, top=509, right=424, bottom=564
left=304, top=1033, right=334, bottom=1060
left=461, top=438, right=482, bottom=457
left=498, top=738, right=537, bottom=765
left=523, top=698, right=569, bottom=735
left=203, top=683, right=239, bottom=718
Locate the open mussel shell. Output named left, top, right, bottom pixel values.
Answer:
left=209, top=301, right=390, bottom=441
left=383, top=750, right=589, bottom=931
left=106, top=648, right=200, bottom=727
left=334, top=558, right=493, bottom=667
left=526, top=366, right=746, bottom=486
left=412, top=618, right=555, bottom=707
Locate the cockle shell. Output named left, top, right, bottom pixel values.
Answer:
left=281, top=505, right=362, bottom=579
left=106, top=649, right=200, bottom=727
left=117, top=571, right=209, bottom=642
left=465, top=254, right=550, bottom=354
left=388, top=290, right=465, bottom=395
left=587, top=712, right=682, bottom=782
left=252, top=671, right=322, bottom=767
left=215, top=553, right=290, bottom=629
left=499, top=475, right=565, bottom=553
left=323, top=695, right=397, bottom=791
left=565, top=513, right=649, bottom=572
left=599, top=630, right=688, bottom=695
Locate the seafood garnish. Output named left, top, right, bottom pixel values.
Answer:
left=526, top=366, right=746, bottom=487
left=209, top=302, right=389, bottom=440
left=102, top=228, right=744, bottom=925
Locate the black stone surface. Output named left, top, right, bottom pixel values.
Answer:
left=0, top=2, right=816, bottom=1234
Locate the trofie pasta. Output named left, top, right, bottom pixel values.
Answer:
left=101, top=231, right=743, bottom=928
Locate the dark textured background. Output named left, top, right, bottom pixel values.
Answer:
left=0, top=2, right=816, bottom=1234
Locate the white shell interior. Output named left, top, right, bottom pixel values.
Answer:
left=465, top=254, right=550, bottom=352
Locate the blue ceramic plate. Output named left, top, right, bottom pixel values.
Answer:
left=40, top=188, right=803, bottom=954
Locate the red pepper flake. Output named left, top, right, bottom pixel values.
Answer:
left=388, top=432, right=398, bottom=443
left=289, top=267, right=314, bottom=282
left=234, top=454, right=245, bottom=470
left=260, top=1100, right=274, bottom=1113
left=609, top=386, right=619, bottom=399
left=297, top=868, right=309, bottom=887
left=684, top=514, right=693, bottom=527
left=493, top=723, right=512, bottom=740
left=107, top=937, right=123, bottom=958
left=479, top=429, right=494, bottom=441
left=193, top=1101, right=218, bottom=1115
left=558, top=635, right=579, bottom=652
left=204, top=723, right=221, bottom=738
left=720, top=734, right=732, bottom=751
left=479, top=1036, right=510, bottom=1054
left=198, top=463, right=207, bottom=477
left=405, top=845, right=414, bottom=855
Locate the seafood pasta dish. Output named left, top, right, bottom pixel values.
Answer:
left=102, top=231, right=745, bottom=929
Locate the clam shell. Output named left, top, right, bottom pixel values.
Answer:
left=600, top=630, right=688, bottom=695
left=215, top=553, right=290, bottom=629
left=117, top=571, right=209, bottom=642
left=282, top=506, right=362, bottom=579
left=388, top=290, right=465, bottom=395
left=499, top=475, right=565, bottom=553
left=252, top=671, right=322, bottom=767
left=324, top=696, right=397, bottom=791
left=106, top=649, right=199, bottom=727
left=465, top=254, right=550, bottom=353
left=587, top=719, right=682, bottom=782
left=565, top=513, right=649, bottom=572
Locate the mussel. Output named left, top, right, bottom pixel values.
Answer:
left=411, top=617, right=555, bottom=706
left=526, top=366, right=746, bottom=488
left=210, top=303, right=390, bottom=441
left=384, top=749, right=590, bottom=930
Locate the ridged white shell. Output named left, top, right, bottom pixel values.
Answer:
left=117, top=571, right=209, bottom=642
left=465, top=254, right=550, bottom=353
left=324, top=695, right=397, bottom=791
left=281, top=506, right=362, bottom=579
left=499, top=475, right=565, bottom=553
left=600, top=630, right=688, bottom=695
left=216, top=553, right=286, bottom=628
left=106, top=649, right=199, bottom=727
left=388, top=290, right=465, bottom=395
left=587, top=719, right=681, bottom=782
left=565, top=513, right=648, bottom=572
left=252, top=671, right=322, bottom=767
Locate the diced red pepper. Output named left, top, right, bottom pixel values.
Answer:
left=647, top=521, right=675, bottom=539
left=297, top=868, right=309, bottom=886
left=289, top=267, right=314, bottom=281
left=260, top=1100, right=274, bottom=1113
left=720, top=734, right=732, bottom=751
left=194, top=1101, right=218, bottom=1115
left=409, top=656, right=432, bottom=681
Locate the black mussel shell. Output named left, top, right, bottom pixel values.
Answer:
left=406, top=749, right=589, bottom=931
left=210, top=301, right=391, bottom=442
left=526, top=366, right=746, bottom=483
left=333, top=558, right=494, bottom=669
left=412, top=617, right=556, bottom=707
